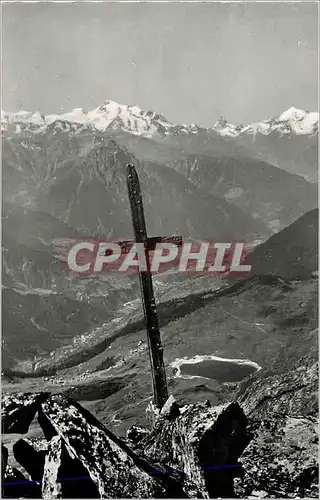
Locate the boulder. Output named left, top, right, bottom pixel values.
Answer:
left=138, top=400, right=252, bottom=497
left=42, top=435, right=63, bottom=499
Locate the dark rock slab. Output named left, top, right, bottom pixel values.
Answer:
left=39, top=393, right=184, bottom=498
left=2, top=464, right=42, bottom=498
left=13, top=438, right=47, bottom=481
left=234, top=415, right=319, bottom=498
left=138, top=398, right=252, bottom=497
left=2, top=392, right=50, bottom=434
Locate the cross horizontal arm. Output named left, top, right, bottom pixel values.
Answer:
left=110, top=235, right=182, bottom=255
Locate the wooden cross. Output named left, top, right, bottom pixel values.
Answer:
left=124, top=163, right=182, bottom=410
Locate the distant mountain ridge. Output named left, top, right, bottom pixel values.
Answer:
left=213, top=106, right=319, bottom=138
left=1, top=101, right=201, bottom=138
left=2, top=101, right=318, bottom=139
left=2, top=99, right=318, bottom=183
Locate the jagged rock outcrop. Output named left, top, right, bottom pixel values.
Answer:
left=38, top=394, right=183, bottom=498
left=1, top=386, right=318, bottom=498
left=1, top=392, right=253, bottom=498
left=1, top=392, right=50, bottom=433
left=1, top=392, right=189, bottom=498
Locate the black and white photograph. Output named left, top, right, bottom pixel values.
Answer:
left=1, top=0, right=319, bottom=498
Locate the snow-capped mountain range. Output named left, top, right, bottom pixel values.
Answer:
left=1, top=101, right=197, bottom=138
left=213, top=106, right=319, bottom=137
left=1, top=100, right=318, bottom=139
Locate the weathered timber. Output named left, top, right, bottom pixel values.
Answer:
left=126, top=163, right=173, bottom=409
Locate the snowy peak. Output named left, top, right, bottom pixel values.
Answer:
left=277, top=107, right=319, bottom=135
left=213, top=116, right=242, bottom=138
left=85, top=99, right=171, bottom=136
left=213, top=107, right=319, bottom=138
left=278, top=106, right=308, bottom=122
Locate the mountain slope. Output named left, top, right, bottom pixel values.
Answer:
left=164, top=153, right=317, bottom=232
left=233, top=130, right=318, bottom=182
left=1, top=204, right=140, bottom=371
left=245, top=209, right=318, bottom=279
left=34, top=138, right=266, bottom=242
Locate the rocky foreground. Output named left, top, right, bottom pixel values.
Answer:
left=1, top=354, right=319, bottom=500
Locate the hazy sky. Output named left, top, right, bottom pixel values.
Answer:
left=2, top=1, right=318, bottom=126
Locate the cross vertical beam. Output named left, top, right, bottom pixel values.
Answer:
left=126, top=164, right=169, bottom=410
